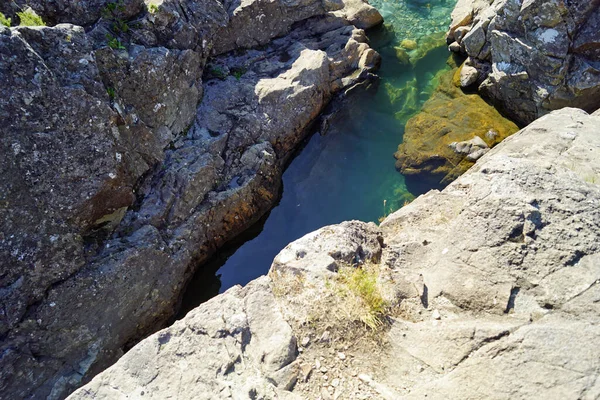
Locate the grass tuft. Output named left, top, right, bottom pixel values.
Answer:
left=337, top=265, right=388, bottom=330
left=0, top=12, right=11, bottom=27
left=17, top=8, right=45, bottom=26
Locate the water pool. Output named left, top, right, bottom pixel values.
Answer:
left=178, top=0, right=457, bottom=315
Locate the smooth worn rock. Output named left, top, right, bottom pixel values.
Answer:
left=447, top=0, right=600, bottom=125
left=394, top=68, right=518, bottom=185
left=459, top=63, right=479, bottom=87
left=76, top=107, right=600, bottom=399
left=333, top=0, right=383, bottom=30
left=68, top=277, right=302, bottom=400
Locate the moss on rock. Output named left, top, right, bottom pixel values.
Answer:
left=394, top=68, right=519, bottom=185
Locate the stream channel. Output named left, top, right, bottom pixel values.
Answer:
left=178, top=0, right=459, bottom=317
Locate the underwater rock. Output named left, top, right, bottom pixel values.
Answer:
left=394, top=46, right=411, bottom=65
left=459, top=63, right=479, bottom=87
left=408, top=31, right=447, bottom=65
left=400, top=38, right=418, bottom=50
left=394, top=68, right=519, bottom=185
left=386, top=78, right=421, bottom=124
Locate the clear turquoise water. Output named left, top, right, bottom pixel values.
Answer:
left=178, top=0, right=457, bottom=315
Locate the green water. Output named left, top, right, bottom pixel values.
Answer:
left=179, top=0, right=457, bottom=314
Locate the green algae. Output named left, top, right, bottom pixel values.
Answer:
left=394, top=68, right=520, bottom=184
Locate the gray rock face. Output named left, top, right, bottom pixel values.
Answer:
left=0, top=1, right=380, bottom=398
left=68, top=277, right=302, bottom=400
left=447, top=0, right=600, bottom=125
left=6, top=0, right=144, bottom=26
left=71, top=108, right=600, bottom=399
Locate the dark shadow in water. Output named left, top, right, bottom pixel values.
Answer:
left=176, top=208, right=273, bottom=318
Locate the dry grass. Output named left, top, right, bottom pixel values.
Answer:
left=335, top=265, right=388, bottom=331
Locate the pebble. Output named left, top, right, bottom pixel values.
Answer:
left=338, top=352, right=346, bottom=360
left=321, top=367, right=329, bottom=373
left=301, top=336, right=310, bottom=346
left=331, top=378, right=340, bottom=387
left=315, top=359, right=321, bottom=369
left=358, top=374, right=372, bottom=383
left=300, top=364, right=313, bottom=381
left=320, top=387, right=333, bottom=400
left=432, top=309, right=441, bottom=320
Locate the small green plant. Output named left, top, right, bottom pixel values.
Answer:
left=209, top=65, right=228, bottom=79
left=101, top=1, right=126, bottom=19
left=0, top=12, right=11, bottom=27
left=17, top=8, right=45, bottom=26
left=111, top=18, right=129, bottom=33
left=106, top=34, right=126, bottom=50
left=148, top=3, right=159, bottom=13
left=231, top=67, right=246, bottom=80
left=106, top=87, right=116, bottom=100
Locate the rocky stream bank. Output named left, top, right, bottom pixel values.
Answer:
left=71, top=107, right=600, bottom=399
left=0, top=0, right=381, bottom=397
left=1, top=0, right=599, bottom=398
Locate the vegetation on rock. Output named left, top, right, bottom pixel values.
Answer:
left=0, top=12, right=11, bottom=26
left=16, top=8, right=45, bottom=26
left=395, top=66, right=519, bottom=185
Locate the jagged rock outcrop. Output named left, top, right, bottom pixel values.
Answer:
left=71, top=108, right=600, bottom=399
left=0, top=0, right=381, bottom=397
left=446, top=0, right=600, bottom=125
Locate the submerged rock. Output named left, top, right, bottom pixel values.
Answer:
left=71, top=108, right=600, bottom=399
left=394, top=67, right=518, bottom=185
left=447, top=0, right=600, bottom=125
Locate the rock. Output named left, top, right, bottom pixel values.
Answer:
left=394, top=68, right=519, bottom=186
left=459, top=63, right=479, bottom=87
left=394, top=46, right=411, bottom=65
left=338, top=352, right=346, bottom=360
left=384, top=108, right=600, bottom=399
left=9, top=0, right=144, bottom=26
left=212, top=0, right=349, bottom=55
left=447, top=0, right=600, bottom=124
left=400, top=38, right=417, bottom=50
left=334, top=0, right=383, bottom=30
left=74, top=109, right=600, bottom=398
left=448, top=41, right=461, bottom=52
left=0, top=3, right=379, bottom=399
left=461, top=20, right=486, bottom=57
left=447, top=0, right=491, bottom=40
left=67, top=277, right=302, bottom=400
left=453, top=26, right=470, bottom=43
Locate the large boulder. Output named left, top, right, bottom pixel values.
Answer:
left=0, top=2, right=381, bottom=398
left=70, top=107, right=600, bottom=399
left=447, top=0, right=600, bottom=125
